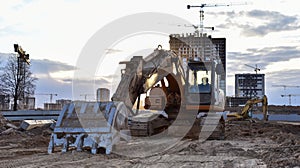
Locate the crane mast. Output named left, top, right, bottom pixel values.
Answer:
left=281, top=94, right=300, bottom=106
left=272, top=85, right=300, bottom=105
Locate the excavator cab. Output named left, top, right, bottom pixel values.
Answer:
left=187, top=62, right=212, bottom=94
left=185, top=60, right=224, bottom=111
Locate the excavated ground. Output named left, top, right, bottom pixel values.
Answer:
left=0, top=114, right=299, bottom=168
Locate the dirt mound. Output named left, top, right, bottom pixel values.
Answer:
left=0, top=114, right=53, bottom=149
left=0, top=118, right=299, bottom=167
left=179, top=121, right=300, bottom=167
left=225, top=121, right=300, bottom=167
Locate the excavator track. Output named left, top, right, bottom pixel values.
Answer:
left=168, top=112, right=225, bottom=140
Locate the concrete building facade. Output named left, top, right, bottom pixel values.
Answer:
left=24, top=97, right=35, bottom=110
left=235, top=74, right=265, bottom=98
left=169, top=32, right=226, bottom=94
left=56, top=99, right=72, bottom=108
left=0, top=95, right=10, bottom=110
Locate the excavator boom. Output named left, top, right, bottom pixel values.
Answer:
left=227, top=95, right=268, bottom=121
left=112, top=49, right=182, bottom=112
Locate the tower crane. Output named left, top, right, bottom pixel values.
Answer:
left=281, top=94, right=300, bottom=106
left=187, top=2, right=248, bottom=33
left=245, top=64, right=261, bottom=74
left=272, top=85, right=300, bottom=96
left=272, top=85, right=300, bottom=90
left=178, top=23, right=215, bottom=32
left=273, top=85, right=300, bottom=105
left=35, top=93, right=58, bottom=103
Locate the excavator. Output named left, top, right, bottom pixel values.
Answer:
left=48, top=46, right=226, bottom=154
left=227, top=95, right=269, bottom=121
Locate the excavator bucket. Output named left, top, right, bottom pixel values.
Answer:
left=48, top=101, right=129, bottom=154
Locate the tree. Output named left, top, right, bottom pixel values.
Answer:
left=0, top=58, right=2, bottom=94
left=0, top=55, right=37, bottom=110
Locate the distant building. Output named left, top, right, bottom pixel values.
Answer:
left=211, top=38, right=226, bottom=92
left=44, top=99, right=71, bottom=111
left=0, top=95, right=10, bottom=110
left=235, top=74, right=265, bottom=98
left=169, top=32, right=226, bottom=94
left=96, top=88, right=110, bottom=102
left=56, top=99, right=72, bottom=108
left=24, top=97, right=35, bottom=110
left=9, top=97, right=36, bottom=110
left=225, top=96, right=249, bottom=107
left=44, top=103, right=62, bottom=111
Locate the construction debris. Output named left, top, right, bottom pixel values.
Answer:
left=20, top=120, right=55, bottom=130
left=1, top=128, right=15, bottom=135
left=0, top=114, right=18, bottom=134
left=6, top=123, right=19, bottom=129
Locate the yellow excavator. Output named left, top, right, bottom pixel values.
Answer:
left=227, top=95, right=268, bottom=121
left=48, top=47, right=226, bottom=154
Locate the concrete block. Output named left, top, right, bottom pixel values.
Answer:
left=20, top=120, right=55, bottom=130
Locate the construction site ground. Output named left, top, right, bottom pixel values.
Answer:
left=0, top=116, right=300, bottom=168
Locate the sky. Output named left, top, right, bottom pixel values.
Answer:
left=0, top=0, right=300, bottom=107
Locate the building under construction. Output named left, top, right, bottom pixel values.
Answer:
left=0, top=95, right=10, bottom=110
left=235, top=73, right=265, bottom=98
left=169, top=32, right=226, bottom=94
left=226, top=73, right=265, bottom=107
left=44, top=99, right=72, bottom=111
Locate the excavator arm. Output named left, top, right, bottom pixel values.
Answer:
left=227, top=95, right=268, bottom=121
left=111, top=48, right=184, bottom=114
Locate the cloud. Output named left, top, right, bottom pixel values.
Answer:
left=0, top=53, right=76, bottom=78
left=0, top=24, right=26, bottom=37
left=247, top=46, right=300, bottom=61
left=32, top=60, right=114, bottom=105
left=210, top=10, right=299, bottom=36
left=71, top=77, right=111, bottom=86
left=0, top=53, right=13, bottom=61
left=105, top=48, right=123, bottom=54
left=34, top=76, right=72, bottom=107
left=267, top=70, right=300, bottom=85
left=11, top=0, right=33, bottom=10
left=242, top=10, right=298, bottom=36
left=227, top=46, right=300, bottom=72
left=30, top=59, right=75, bottom=74
left=0, top=53, right=112, bottom=87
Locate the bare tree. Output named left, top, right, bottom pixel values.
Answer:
left=0, top=55, right=37, bottom=110
left=0, top=58, right=2, bottom=94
